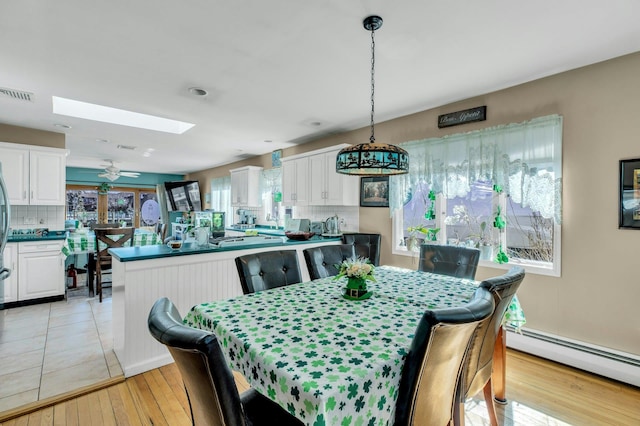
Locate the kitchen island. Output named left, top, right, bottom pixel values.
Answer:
left=110, top=235, right=342, bottom=377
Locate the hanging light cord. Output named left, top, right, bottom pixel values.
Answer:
left=369, top=25, right=376, bottom=144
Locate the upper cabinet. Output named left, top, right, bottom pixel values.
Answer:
left=230, top=166, right=262, bottom=207
left=309, top=148, right=359, bottom=206
left=282, top=145, right=359, bottom=207
left=0, top=142, right=66, bottom=206
left=281, top=156, right=309, bottom=206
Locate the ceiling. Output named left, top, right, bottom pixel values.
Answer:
left=2, top=1, right=640, bottom=175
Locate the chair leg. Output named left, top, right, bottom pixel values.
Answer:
left=96, top=267, right=102, bottom=303
left=483, top=379, right=499, bottom=426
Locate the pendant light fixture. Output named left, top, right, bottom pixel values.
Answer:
left=336, top=15, right=409, bottom=176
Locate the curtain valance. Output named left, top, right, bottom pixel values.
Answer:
left=389, top=115, right=562, bottom=223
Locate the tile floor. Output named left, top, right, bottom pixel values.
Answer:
left=0, top=291, right=120, bottom=413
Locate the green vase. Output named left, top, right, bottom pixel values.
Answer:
left=343, top=277, right=372, bottom=300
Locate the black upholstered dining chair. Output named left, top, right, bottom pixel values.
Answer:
left=147, top=298, right=303, bottom=426
left=235, top=250, right=303, bottom=294
left=341, top=233, right=381, bottom=266
left=302, top=244, right=356, bottom=280
left=418, top=244, right=481, bottom=280
left=454, top=266, right=525, bottom=426
left=394, top=287, right=495, bottom=426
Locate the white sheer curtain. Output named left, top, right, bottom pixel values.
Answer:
left=210, top=176, right=232, bottom=227
left=389, top=115, right=563, bottom=223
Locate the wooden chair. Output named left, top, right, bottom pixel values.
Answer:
left=302, top=244, right=356, bottom=280
left=341, top=233, right=381, bottom=265
left=235, top=250, right=302, bottom=294
left=89, top=222, right=121, bottom=229
left=94, top=227, right=134, bottom=302
left=147, top=298, right=303, bottom=426
left=455, top=266, right=525, bottom=426
left=394, top=287, right=495, bottom=426
left=418, top=244, right=481, bottom=280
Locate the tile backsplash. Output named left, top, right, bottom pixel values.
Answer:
left=250, top=204, right=359, bottom=232
left=10, top=205, right=65, bottom=231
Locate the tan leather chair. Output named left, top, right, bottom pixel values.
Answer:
left=394, top=287, right=495, bottom=425
left=94, top=227, right=133, bottom=302
left=455, top=266, right=525, bottom=426
left=147, top=298, right=303, bottom=426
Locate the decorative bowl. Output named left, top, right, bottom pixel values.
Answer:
left=285, top=231, right=315, bottom=241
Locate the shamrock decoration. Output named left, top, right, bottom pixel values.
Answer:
left=493, top=206, right=506, bottom=229
left=495, top=245, right=509, bottom=264
left=424, top=190, right=436, bottom=220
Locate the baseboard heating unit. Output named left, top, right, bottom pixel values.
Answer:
left=506, top=327, right=640, bottom=388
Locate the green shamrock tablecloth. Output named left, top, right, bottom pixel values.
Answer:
left=184, top=266, right=525, bottom=426
left=61, top=229, right=162, bottom=256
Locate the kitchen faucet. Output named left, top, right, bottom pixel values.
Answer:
left=266, top=213, right=280, bottom=229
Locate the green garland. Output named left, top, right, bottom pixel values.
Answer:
left=492, top=185, right=509, bottom=264
left=424, top=190, right=436, bottom=220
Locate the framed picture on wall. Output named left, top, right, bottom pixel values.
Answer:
left=360, top=176, right=389, bottom=207
left=619, top=158, right=640, bottom=229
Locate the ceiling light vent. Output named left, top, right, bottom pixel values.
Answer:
left=117, top=144, right=137, bottom=150
left=0, top=87, right=34, bottom=102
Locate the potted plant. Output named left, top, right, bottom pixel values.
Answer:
left=476, top=221, right=493, bottom=260
left=333, top=257, right=376, bottom=300
left=406, top=225, right=440, bottom=251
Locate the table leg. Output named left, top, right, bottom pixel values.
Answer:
left=88, top=253, right=95, bottom=297
left=492, top=325, right=507, bottom=404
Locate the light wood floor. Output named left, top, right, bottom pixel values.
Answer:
left=1, top=349, right=639, bottom=425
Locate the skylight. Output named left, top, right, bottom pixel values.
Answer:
left=52, top=96, right=194, bottom=134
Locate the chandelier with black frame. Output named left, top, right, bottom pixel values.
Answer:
left=336, top=15, right=409, bottom=176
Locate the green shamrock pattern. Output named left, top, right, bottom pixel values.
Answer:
left=184, top=266, right=525, bottom=426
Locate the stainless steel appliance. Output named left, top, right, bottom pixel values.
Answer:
left=236, top=209, right=256, bottom=226
left=285, top=218, right=310, bottom=232
left=323, top=215, right=343, bottom=236
left=0, top=163, right=12, bottom=308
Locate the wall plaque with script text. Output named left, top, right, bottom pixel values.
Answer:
left=438, top=106, right=487, bottom=128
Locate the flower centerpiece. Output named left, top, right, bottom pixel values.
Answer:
left=333, top=257, right=376, bottom=300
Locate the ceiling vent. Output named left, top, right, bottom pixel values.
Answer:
left=0, top=87, right=34, bottom=102
left=117, top=144, right=137, bottom=150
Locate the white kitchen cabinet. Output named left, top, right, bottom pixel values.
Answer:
left=230, top=166, right=262, bottom=207
left=17, top=240, right=65, bottom=301
left=2, top=243, right=18, bottom=304
left=309, top=148, right=360, bottom=206
left=281, top=156, right=309, bottom=206
left=0, top=142, right=66, bottom=206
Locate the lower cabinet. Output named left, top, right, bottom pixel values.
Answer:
left=17, top=240, right=65, bottom=301
left=2, top=243, right=19, bottom=304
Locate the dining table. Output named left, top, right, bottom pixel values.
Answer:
left=61, top=228, right=162, bottom=295
left=184, top=265, right=525, bottom=426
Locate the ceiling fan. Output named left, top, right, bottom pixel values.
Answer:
left=98, top=160, right=141, bottom=181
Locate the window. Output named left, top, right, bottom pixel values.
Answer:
left=391, top=115, right=562, bottom=276
left=210, top=176, right=232, bottom=227
left=66, top=185, right=159, bottom=228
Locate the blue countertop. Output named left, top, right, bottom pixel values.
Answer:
left=8, top=231, right=67, bottom=243
left=110, top=234, right=342, bottom=262
left=226, top=226, right=286, bottom=236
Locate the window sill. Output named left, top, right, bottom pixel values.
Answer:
left=392, top=246, right=560, bottom=277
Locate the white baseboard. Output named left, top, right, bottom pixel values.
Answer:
left=124, top=354, right=174, bottom=378
left=507, top=328, right=640, bottom=388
